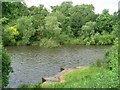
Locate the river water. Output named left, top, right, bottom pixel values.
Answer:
left=6, top=45, right=111, bottom=88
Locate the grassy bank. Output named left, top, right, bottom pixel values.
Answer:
left=20, top=66, right=118, bottom=88
left=40, top=67, right=118, bottom=88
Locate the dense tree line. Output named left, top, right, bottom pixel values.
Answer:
left=2, top=1, right=118, bottom=47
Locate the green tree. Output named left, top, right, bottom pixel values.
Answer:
left=51, top=1, right=73, bottom=17
left=102, top=9, right=109, bottom=14
left=95, top=10, right=113, bottom=33
left=49, top=11, right=73, bottom=37
left=2, top=25, right=19, bottom=45
left=80, top=21, right=96, bottom=37
left=44, top=15, right=62, bottom=39
left=16, top=16, right=35, bottom=45
left=69, top=4, right=96, bottom=36
left=28, top=5, right=48, bottom=42
left=2, top=2, right=29, bottom=22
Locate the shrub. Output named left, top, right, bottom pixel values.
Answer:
left=16, top=16, right=36, bottom=45
left=58, top=32, right=71, bottom=45
left=40, top=38, right=60, bottom=48
left=106, top=38, right=118, bottom=72
left=69, top=38, right=80, bottom=45
left=1, top=45, right=11, bottom=87
left=2, top=26, right=19, bottom=45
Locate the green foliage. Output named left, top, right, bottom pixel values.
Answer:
left=51, top=1, right=73, bottom=17
left=106, top=38, right=118, bottom=72
left=93, top=59, right=103, bottom=67
left=82, top=21, right=96, bottom=34
left=94, top=31, right=113, bottom=45
left=70, top=4, right=96, bottom=36
left=44, top=15, right=62, bottom=39
left=2, top=2, right=117, bottom=47
left=102, top=9, right=109, bottom=14
left=50, top=11, right=66, bottom=23
left=69, top=38, right=81, bottom=45
left=61, top=18, right=73, bottom=36
left=1, top=45, right=11, bottom=87
left=30, top=67, right=118, bottom=88
left=19, top=84, right=36, bottom=88
left=40, top=38, right=60, bottom=48
left=58, top=32, right=71, bottom=45
left=29, top=5, right=48, bottom=30
left=16, top=16, right=36, bottom=45
left=2, top=25, right=19, bottom=45
left=1, top=1, right=119, bottom=89
left=2, top=2, right=29, bottom=21
left=0, top=17, right=9, bottom=25
left=80, top=21, right=96, bottom=38
left=49, top=11, right=73, bottom=37
left=80, top=18, right=117, bottom=45
left=95, top=13, right=113, bottom=33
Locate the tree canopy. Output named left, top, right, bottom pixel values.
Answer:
left=1, top=1, right=118, bottom=47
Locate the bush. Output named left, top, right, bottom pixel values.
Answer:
left=40, top=38, right=60, bottom=48
left=16, top=16, right=36, bottom=45
left=58, top=32, right=71, bottom=45
left=106, top=38, right=118, bottom=72
left=69, top=38, right=80, bottom=45
left=1, top=45, right=11, bottom=87
left=2, top=25, right=19, bottom=45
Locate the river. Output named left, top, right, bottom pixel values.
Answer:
left=6, top=45, right=111, bottom=88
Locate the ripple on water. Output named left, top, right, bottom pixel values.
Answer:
left=6, top=45, right=111, bottom=88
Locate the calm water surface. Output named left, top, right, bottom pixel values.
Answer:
left=6, top=45, right=111, bottom=88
